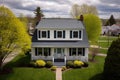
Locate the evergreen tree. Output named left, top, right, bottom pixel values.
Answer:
left=34, top=7, right=44, bottom=26
left=103, top=38, right=120, bottom=80
left=105, top=15, right=116, bottom=26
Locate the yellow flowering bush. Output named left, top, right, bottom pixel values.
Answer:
left=50, top=66, right=57, bottom=71
left=36, top=60, right=46, bottom=67
left=73, top=60, right=84, bottom=68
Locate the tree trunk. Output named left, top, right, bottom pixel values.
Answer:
left=0, top=57, right=3, bottom=71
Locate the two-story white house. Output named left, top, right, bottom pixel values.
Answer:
left=31, top=18, right=89, bottom=65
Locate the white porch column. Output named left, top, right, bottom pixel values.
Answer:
left=85, top=48, right=89, bottom=62
left=31, top=47, right=35, bottom=60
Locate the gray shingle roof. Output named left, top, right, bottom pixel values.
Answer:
left=36, top=18, right=84, bottom=29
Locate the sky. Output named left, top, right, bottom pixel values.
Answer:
left=0, top=0, right=120, bottom=19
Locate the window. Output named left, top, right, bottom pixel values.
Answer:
left=70, top=30, right=82, bottom=39
left=42, top=31, right=47, bottom=38
left=38, top=30, right=50, bottom=38
left=57, top=31, right=62, bottom=38
left=69, top=48, right=85, bottom=56
left=54, top=30, right=65, bottom=38
left=73, top=31, right=78, bottom=38
left=35, top=48, right=51, bottom=56
left=38, top=48, right=42, bottom=55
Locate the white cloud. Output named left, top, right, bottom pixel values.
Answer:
left=0, top=0, right=119, bottom=19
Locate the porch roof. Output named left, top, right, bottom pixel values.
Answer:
left=32, top=41, right=89, bottom=48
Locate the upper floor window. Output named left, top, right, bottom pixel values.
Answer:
left=54, top=30, right=65, bottom=38
left=70, top=30, right=82, bottom=39
left=38, top=30, right=50, bottom=38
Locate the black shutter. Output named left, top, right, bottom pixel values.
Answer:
left=35, top=48, right=38, bottom=56
left=54, top=30, right=56, bottom=38
left=49, top=48, right=51, bottom=56
left=69, top=48, right=71, bottom=56
left=83, top=48, right=85, bottom=56
left=39, top=30, right=41, bottom=38
left=70, top=31, right=72, bottom=38
left=79, top=30, right=81, bottom=38
left=63, top=30, right=65, bottom=38
left=48, top=30, right=50, bottom=38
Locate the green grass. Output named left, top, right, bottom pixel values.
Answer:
left=0, top=54, right=55, bottom=80
left=99, top=36, right=117, bottom=41
left=0, top=68, right=55, bottom=80
left=63, top=56, right=105, bottom=80
left=99, top=48, right=108, bottom=54
left=98, top=42, right=112, bottom=48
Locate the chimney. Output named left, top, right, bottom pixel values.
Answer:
left=78, top=15, right=83, bottom=22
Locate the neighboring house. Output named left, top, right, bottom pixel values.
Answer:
left=31, top=18, right=89, bottom=65
left=102, top=24, right=120, bottom=36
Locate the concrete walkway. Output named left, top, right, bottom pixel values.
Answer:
left=56, top=68, right=62, bottom=80
left=97, top=53, right=107, bottom=57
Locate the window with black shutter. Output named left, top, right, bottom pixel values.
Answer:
left=35, top=48, right=38, bottom=56
left=69, top=48, right=71, bottom=56
left=48, top=30, right=50, bottom=38
left=83, top=48, right=85, bottom=56
left=79, top=30, right=81, bottom=38
left=38, top=30, right=41, bottom=38
left=54, top=30, right=56, bottom=38
left=63, top=30, right=65, bottom=38
left=70, top=31, right=72, bottom=38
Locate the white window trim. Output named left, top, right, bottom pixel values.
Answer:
left=56, top=30, right=63, bottom=38
left=72, top=30, right=79, bottom=38
left=70, top=30, right=83, bottom=40
left=69, top=48, right=84, bottom=56
left=41, top=30, right=48, bottom=38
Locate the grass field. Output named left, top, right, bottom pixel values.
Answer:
left=0, top=68, right=55, bottom=80
left=0, top=54, right=55, bottom=80
left=63, top=56, right=105, bottom=80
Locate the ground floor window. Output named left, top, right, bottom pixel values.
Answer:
left=69, top=48, right=85, bottom=56
left=35, top=48, right=51, bottom=56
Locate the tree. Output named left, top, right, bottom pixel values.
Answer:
left=34, top=7, right=44, bottom=26
left=0, top=6, right=31, bottom=69
left=18, top=14, right=28, bottom=30
left=84, top=14, right=102, bottom=43
left=105, top=15, right=116, bottom=26
left=103, top=38, right=120, bottom=80
left=71, top=4, right=98, bottom=18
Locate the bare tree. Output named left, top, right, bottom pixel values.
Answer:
left=70, top=4, right=98, bottom=18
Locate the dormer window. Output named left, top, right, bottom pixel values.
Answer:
left=57, top=31, right=62, bottom=38
left=70, top=30, right=82, bottom=39
left=42, top=31, right=47, bottom=38
left=54, top=30, right=65, bottom=38
left=38, top=30, right=50, bottom=38
left=73, top=31, right=78, bottom=38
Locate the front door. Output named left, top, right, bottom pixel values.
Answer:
left=54, top=48, right=64, bottom=59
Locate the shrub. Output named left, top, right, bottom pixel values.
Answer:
left=29, top=61, right=37, bottom=67
left=36, top=60, right=46, bottom=67
left=103, top=38, right=120, bottom=80
left=50, top=66, right=57, bottom=71
left=61, top=66, right=67, bottom=71
left=45, top=61, right=53, bottom=68
left=73, top=60, right=84, bottom=68
left=82, top=62, right=89, bottom=67
left=66, top=61, right=74, bottom=68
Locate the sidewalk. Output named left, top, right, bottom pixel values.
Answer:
left=56, top=68, right=62, bottom=80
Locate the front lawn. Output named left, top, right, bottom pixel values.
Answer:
left=63, top=56, right=105, bottom=80
left=0, top=68, right=55, bottom=80
left=0, top=54, right=55, bottom=80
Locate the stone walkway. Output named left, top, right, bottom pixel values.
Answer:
left=56, top=68, right=62, bottom=80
